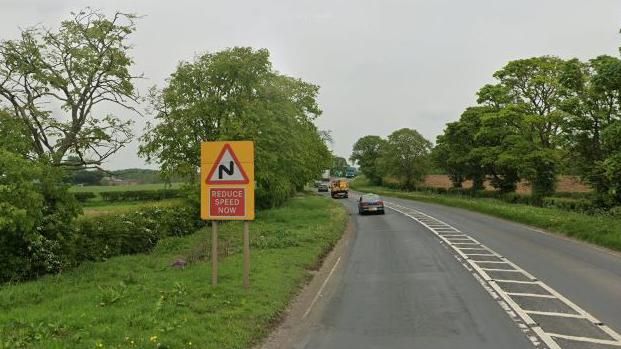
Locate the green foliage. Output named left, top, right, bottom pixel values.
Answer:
left=99, top=189, right=183, bottom=202
left=330, top=156, right=348, bottom=177
left=560, top=56, right=621, bottom=201
left=0, top=9, right=139, bottom=167
left=111, top=168, right=183, bottom=184
left=69, top=169, right=105, bottom=186
left=433, top=107, right=489, bottom=189
left=70, top=204, right=203, bottom=263
left=433, top=56, right=620, bottom=197
left=0, top=109, right=31, bottom=156
left=72, top=191, right=97, bottom=202
left=0, top=150, right=80, bottom=282
left=379, top=128, right=432, bottom=190
left=350, top=135, right=385, bottom=185
left=0, top=195, right=347, bottom=349
left=140, top=47, right=331, bottom=208
left=541, top=197, right=594, bottom=212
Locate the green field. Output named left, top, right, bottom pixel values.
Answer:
left=351, top=179, right=621, bottom=252
left=0, top=194, right=348, bottom=349
left=81, top=199, right=184, bottom=217
left=70, top=183, right=183, bottom=193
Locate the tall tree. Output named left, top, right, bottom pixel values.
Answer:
left=561, top=56, right=621, bottom=200
left=140, top=47, right=331, bottom=207
left=478, top=57, right=571, bottom=196
left=433, top=107, right=488, bottom=189
left=379, top=128, right=432, bottom=190
left=350, top=135, right=385, bottom=185
left=0, top=9, right=139, bottom=168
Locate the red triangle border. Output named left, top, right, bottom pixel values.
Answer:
left=205, top=143, right=250, bottom=185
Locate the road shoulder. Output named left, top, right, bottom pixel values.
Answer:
left=258, top=204, right=355, bottom=349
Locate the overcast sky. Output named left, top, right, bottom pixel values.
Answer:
left=2, top=0, right=621, bottom=169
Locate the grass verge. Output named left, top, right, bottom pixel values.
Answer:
left=0, top=194, right=348, bottom=349
left=351, top=181, right=621, bottom=252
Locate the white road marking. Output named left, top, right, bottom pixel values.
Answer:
left=523, top=311, right=585, bottom=319
left=547, top=333, right=621, bottom=346
left=384, top=200, right=621, bottom=349
left=494, top=279, right=540, bottom=284
left=302, top=257, right=341, bottom=319
left=505, top=292, right=558, bottom=299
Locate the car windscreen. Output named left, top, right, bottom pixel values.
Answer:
left=361, top=194, right=380, bottom=202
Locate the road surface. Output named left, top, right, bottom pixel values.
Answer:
left=290, top=192, right=621, bottom=349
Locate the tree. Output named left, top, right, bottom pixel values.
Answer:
left=0, top=9, right=139, bottom=168
left=139, top=47, right=331, bottom=208
left=0, top=109, right=31, bottom=156
left=560, top=56, right=621, bottom=201
left=481, top=57, right=571, bottom=196
left=379, top=128, right=432, bottom=190
left=350, top=135, right=385, bottom=185
left=70, top=169, right=105, bottom=185
left=433, top=107, right=488, bottom=189
left=331, top=156, right=348, bottom=177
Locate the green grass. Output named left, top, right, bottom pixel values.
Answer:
left=69, top=183, right=183, bottom=193
left=0, top=194, right=348, bottom=349
left=351, top=178, right=621, bottom=252
left=81, top=199, right=185, bottom=217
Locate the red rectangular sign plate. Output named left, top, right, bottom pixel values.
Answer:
left=209, top=188, right=245, bottom=217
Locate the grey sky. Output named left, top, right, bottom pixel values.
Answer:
left=1, top=0, right=620, bottom=169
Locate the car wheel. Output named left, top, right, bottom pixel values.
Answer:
left=379, top=210, right=385, bottom=215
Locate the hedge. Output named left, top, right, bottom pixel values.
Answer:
left=99, top=189, right=182, bottom=202
left=69, top=203, right=204, bottom=263
left=73, top=191, right=97, bottom=202
left=542, top=197, right=595, bottom=213
left=379, top=183, right=604, bottom=213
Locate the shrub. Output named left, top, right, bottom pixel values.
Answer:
left=256, top=177, right=294, bottom=209
left=73, top=191, right=97, bottom=202
left=99, top=189, right=182, bottom=202
left=0, top=150, right=80, bottom=282
left=69, top=204, right=203, bottom=263
left=542, top=197, right=594, bottom=212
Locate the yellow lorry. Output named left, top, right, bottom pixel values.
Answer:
left=330, top=179, right=349, bottom=199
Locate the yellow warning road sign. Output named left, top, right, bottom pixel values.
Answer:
left=201, top=141, right=255, bottom=220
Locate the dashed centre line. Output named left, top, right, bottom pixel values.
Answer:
left=384, top=200, right=621, bottom=349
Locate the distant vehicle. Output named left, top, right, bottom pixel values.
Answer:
left=358, top=194, right=385, bottom=215
left=313, top=180, right=321, bottom=187
left=330, top=179, right=349, bottom=198
left=345, top=167, right=356, bottom=178
left=318, top=183, right=329, bottom=192
left=321, top=169, right=330, bottom=182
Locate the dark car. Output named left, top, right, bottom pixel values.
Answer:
left=358, top=194, right=385, bottom=215
left=318, top=183, right=329, bottom=192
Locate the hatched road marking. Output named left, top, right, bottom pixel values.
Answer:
left=384, top=200, right=621, bottom=349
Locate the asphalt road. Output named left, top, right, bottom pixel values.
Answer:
left=292, top=192, right=621, bottom=349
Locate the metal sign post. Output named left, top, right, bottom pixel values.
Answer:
left=201, top=141, right=255, bottom=288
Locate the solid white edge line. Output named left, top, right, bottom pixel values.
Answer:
left=302, top=256, right=341, bottom=319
